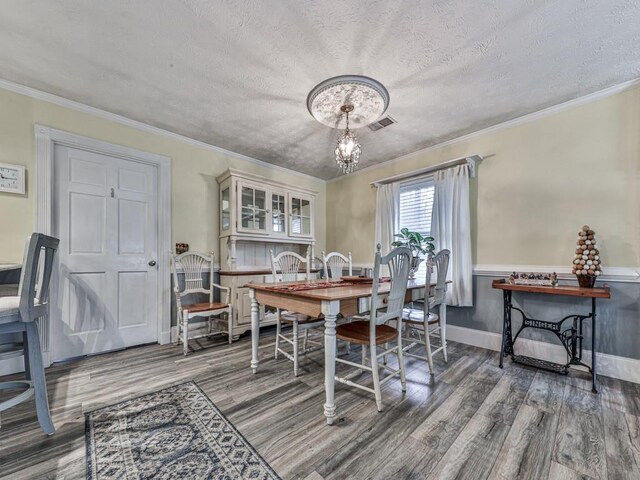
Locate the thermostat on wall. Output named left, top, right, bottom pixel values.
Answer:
left=0, top=162, right=26, bottom=194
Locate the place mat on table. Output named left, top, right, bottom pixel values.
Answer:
left=262, top=281, right=354, bottom=292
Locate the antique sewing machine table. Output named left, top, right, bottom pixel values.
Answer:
left=492, top=279, right=611, bottom=393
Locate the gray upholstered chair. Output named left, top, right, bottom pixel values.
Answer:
left=0, top=233, right=59, bottom=434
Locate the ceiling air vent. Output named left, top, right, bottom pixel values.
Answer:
left=368, top=116, right=397, bottom=131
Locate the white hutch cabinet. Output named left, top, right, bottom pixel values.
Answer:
left=217, top=169, right=318, bottom=340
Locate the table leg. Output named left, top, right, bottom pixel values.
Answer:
left=499, top=291, right=508, bottom=368
left=439, top=301, right=448, bottom=363
left=591, top=297, right=598, bottom=393
left=250, top=289, right=260, bottom=374
left=322, top=299, right=340, bottom=425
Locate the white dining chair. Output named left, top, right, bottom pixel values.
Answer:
left=0, top=233, right=58, bottom=434
left=271, top=247, right=324, bottom=376
left=401, top=249, right=450, bottom=372
left=321, top=251, right=352, bottom=280
left=171, top=251, right=232, bottom=355
left=334, top=244, right=412, bottom=412
left=322, top=250, right=354, bottom=353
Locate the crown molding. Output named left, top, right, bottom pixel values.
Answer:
left=327, top=77, right=640, bottom=184
left=4, top=75, right=639, bottom=185
left=0, top=78, right=324, bottom=183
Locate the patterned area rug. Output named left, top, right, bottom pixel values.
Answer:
left=85, top=381, right=280, bottom=479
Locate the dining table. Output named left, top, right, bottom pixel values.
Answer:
left=247, top=277, right=440, bottom=425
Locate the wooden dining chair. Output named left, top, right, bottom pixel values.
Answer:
left=334, top=244, right=412, bottom=412
left=0, top=233, right=59, bottom=435
left=401, top=249, right=450, bottom=372
left=171, top=251, right=232, bottom=355
left=271, top=247, right=324, bottom=376
left=321, top=251, right=353, bottom=280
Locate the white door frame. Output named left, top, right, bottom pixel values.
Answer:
left=35, top=125, right=172, bottom=366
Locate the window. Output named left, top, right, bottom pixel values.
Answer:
left=398, top=177, right=435, bottom=279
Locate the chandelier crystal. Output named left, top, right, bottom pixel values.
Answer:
left=335, top=105, right=361, bottom=174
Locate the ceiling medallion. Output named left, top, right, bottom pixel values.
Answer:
left=307, top=75, right=390, bottom=174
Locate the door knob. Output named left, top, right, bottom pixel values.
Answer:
left=148, top=260, right=157, bottom=267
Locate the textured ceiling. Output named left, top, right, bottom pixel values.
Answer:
left=1, top=1, right=640, bottom=179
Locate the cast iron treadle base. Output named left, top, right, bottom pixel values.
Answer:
left=512, top=355, right=568, bottom=374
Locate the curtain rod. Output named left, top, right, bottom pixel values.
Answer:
left=370, top=154, right=483, bottom=187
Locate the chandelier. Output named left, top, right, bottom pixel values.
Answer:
left=307, top=75, right=389, bottom=175
left=334, top=105, right=361, bottom=174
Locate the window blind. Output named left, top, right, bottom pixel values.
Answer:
left=399, top=178, right=435, bottom=237
left=398, top=177, right=435, bottom=280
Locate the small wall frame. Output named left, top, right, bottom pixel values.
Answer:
left=0, top=162, right=26, bottom=194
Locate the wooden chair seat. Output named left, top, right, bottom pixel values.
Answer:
left=184, top=301, right=229, bottom=314
left=336, top=321, right=397, bottom=345
left=402, top=308, right=439, bottom=325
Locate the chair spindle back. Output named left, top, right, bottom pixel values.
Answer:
left=18, top=233, right=59, bottom=322
left=322, top=251, right=353, bottom=280
left=430, top=249, right=450, bottom=307
left=172, top=252, right=215, bottom=303
left=370, top=244, right=412, bottom=327
left=270, top=247, right=311, bottom=282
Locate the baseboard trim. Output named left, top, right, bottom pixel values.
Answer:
left=159, top=330, right=172, bottom=345
left=446, top=324, right=640, bottom=385
left=0, top=356, right=25, bottom=377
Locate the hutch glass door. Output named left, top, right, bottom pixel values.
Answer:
left=221, top=187, right=231, bottom=232
left=289, top=194, right=312, bottom=237
left=238, top=182, right=268, bottom=234
left=271, top=191, right=287, bottom=235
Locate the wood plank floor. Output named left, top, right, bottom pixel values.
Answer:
left=1, top=330, right=639, bottom=479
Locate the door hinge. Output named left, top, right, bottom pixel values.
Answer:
left=110, top=188, right=115, bottom=198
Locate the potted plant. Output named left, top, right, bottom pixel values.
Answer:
left=392, top=228, right=435, bottom=278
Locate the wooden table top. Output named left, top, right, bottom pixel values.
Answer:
left=492, top=279, right=611, bottom=299
left=247, top=278, right=431, bottom=301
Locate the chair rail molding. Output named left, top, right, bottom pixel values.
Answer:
left=473, top=264, right=640, bottom=283
left=351, top=263, right=639, bottom=283
left=34, top=125, right=173, bottom=365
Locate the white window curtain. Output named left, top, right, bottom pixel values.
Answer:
left=431, top=164, right=473, bottom=306
left=374, top=182, right=399, bottom=256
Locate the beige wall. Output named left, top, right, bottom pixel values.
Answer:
left=2, top=83, right=638, bottom=270
left=0, top=88, right=326, bottom=264
left=327, top=84, right=640, bottom=268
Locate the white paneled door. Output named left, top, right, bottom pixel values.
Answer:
left=52, top=145, right=159, bottom=361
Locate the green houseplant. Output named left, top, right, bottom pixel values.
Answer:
left=392, top=228, right=435, bottom=278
